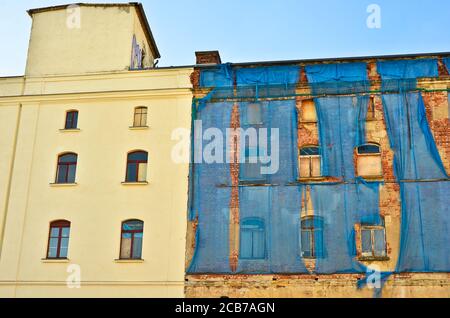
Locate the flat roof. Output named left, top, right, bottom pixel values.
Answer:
left=27, top=2, right=161, bottom=59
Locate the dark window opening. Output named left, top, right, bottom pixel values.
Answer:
left=65, top=111, right=78, bottom=129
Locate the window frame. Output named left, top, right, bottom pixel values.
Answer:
left=64, top=110, right=79, bottom=130
left=300, top=216, right=323, bottom=259
left=133, top=106, right=148, bottom=127
left=239, top=218, right=266, bottom=260
left=242, top=102, right=263, bottom=126
left=55, top=153, right=78, bottom=184
left=119, top=219, right=144, bottom=260
left=356, top=143, right=383, bottom=178
left=125, top=151, right=148, bottom=183
left=359, top=224, right=388, bottom=259
left=367, top=96, right=376, bottom=121
left=46, top=220, right=71, bottom=259
left=298, top=146, right=321, bottom=179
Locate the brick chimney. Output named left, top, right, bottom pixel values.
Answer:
left=195, top=51, right=222, bottom=65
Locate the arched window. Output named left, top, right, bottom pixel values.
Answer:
left=133, top=106, right=148, bottom=127
left=56, top=153, right=78, bottom=184
left=47, top=220, right=71, bottom=259
left=240, top=218, right=266, bottom=260
left=120, top=220, right=144, bottom=259
left=356, top=143, right=382, bottom=178
left=300, top=217, right=323, bottom=258
left=125, top=151, right=148, bottom=182
left=65, top=110, right=78, bottom=129
left=299, top=146, right=321, bottom=178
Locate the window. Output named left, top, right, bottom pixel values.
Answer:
left=240, top=146, right=263, bottom=182
left=120, top=220, right=144, bottom=259
left=56, top=153, right=77, bottom=184
left=356, top=144, right=382, bottom=178
left=64, top=110, right=78, bottom=129
left=367, top=96, right=376, bottom=120
left=360, top=225, right=387, bottom=258
left=243, top=103, right=262, bottom=126
left=240, top=218, right=266, bottom=259
left=125, top=151, right=148, bottom=182
left=300, top=217, right=323, bottom=258
left=47, top=220, right=71, bottom=259
left=133, top=107, right=148, bottom=127
left=300, top=99, right=317, bottom=122
left=299, top=146, right=321, bottom=178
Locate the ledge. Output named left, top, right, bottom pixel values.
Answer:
left=358, top=256, right=390, bottom=262
left=129, top=126, right=149, bottom=130
left=41, top=258, right=70, bottom=263
left=59, top=128, right=81, bottom=132
left=121, top=181, right=149, bottom=186
left=50, top=182, right=78, bottom=187
left=114, top=259, right=145, bottom=263
left=297, top=177, right=326, bottom=182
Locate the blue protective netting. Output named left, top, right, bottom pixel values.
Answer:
left=305, top=62, right=369, bottom=95
left=188, top=60, right=449, bottom=291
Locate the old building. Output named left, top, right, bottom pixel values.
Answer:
left=0, top=3, right=192, bottom=297
left=186, top=51, right=450, bottom=298
left=0, top=2, right=449, bottom=299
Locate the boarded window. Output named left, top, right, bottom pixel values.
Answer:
left=243, top=103, right=262, bottom=125
left=300, top=99, right=317, bottom=122
left=357, top=144, right=382, bottom=177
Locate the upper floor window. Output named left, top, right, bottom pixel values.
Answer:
left=240, top=218, right=266, bottom=260
left=133, top=107, right=148, bottom=127
left=300, top=99, right=317, bottom=122
left=65, top=110, right=78, bottom=129
left=367, top=96, right=376, bottom=120
left=360, top=224, right=387, bottom=259
left=356, top=143, right=382, bottom=178
left=242, top=103, right=262, bottom=126
left=126, top=151, right=148, bottom=182
left=300, top=217, right=323, bottom=259
left=240, top=146, right=263, bottom=182
left=47, top=220, right=71, bottom=259
left=299, top=146, right=321, bottom=178
left=120, top=220, right=144, bottom=260
left=56, top=153, right=77, bottom=184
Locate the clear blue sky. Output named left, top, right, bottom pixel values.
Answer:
left=1, top=0, right=450, bottom=76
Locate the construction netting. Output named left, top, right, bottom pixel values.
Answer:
left=187, top=57, right=450, bottom=292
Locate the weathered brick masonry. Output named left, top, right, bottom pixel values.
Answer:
left=186, top=52, right=450, bottom=298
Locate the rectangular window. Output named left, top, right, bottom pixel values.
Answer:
left=300, top=99, right=317, bottom=122
left=360, top=226, right=387, bottom=258
left=300, top=217, right=323, bottom=258
left=299, top=147, right=321, bottom=179
left=133, top=107, right=148, bottom=127
left=242, top=103, right=263, bottom=126
left=240, top=147, right=263, bottom=182
left=65, top=111, right=78, bottom=129
left=240, top=219, right=266, bottom=260
left=47, top=221, right=71, bottom=259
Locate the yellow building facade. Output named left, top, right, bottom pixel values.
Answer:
left=0, top=3, right=192, bottom=297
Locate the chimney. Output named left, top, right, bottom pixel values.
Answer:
left=195, top=51, right=222, bottom=65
